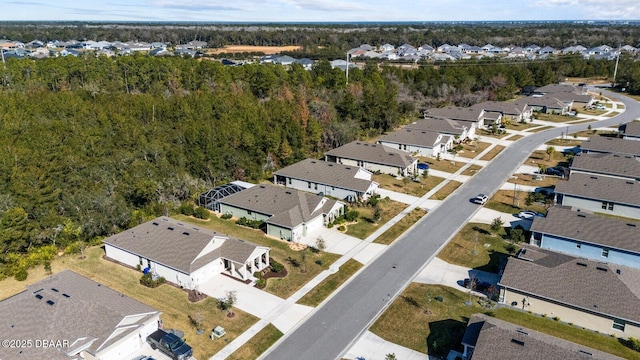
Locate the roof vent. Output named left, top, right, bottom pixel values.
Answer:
left=577, top=214, right=586, bottom=218
left=596, top=266, right=608, bottom=272
left=616, top=269, right=621, bottom=275
left=35, top=294, right=43, bottom=300
left=183, top=232, right=189, bottom=236
left=152, top=222, right=159, bottom=226
left=311, top=160, right=316, bottom=163
left=626, top=181, right=634, bottom=185
left=516, top=329, right=529, bottom=336
left=627, top=223, right=637, bottom=227
left=576, top=262, right=588, bottom=267
left=33, top=289, right=43, bottom=294
left=345, top=167, right=351, bottom=170
left=578, top=350, right=593, bottom=356
left=590, top=176, right=598, bottom=179
left=51, top=288, right=59, bottom=292
left=260, top=185, right=265, bottom=188
left=168, top=227, right=174, bottom=231
left=46, top=300, right=55, bottom=306
left=511, top=339, right=525, bottom=346
left=62, top=293, right=70, bottom=298
left=613, top=154, right=620, bottom=157
left=285, top=191, right=291, bottom=194
left=328, top=164, right=333, bottom=166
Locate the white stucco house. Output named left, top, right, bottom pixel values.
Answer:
left=103, top=217, right=270, bottom=289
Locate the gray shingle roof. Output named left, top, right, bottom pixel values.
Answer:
left=571, top=152, right=640, bottom=179
left=499, top=246, right=640, bottom=323
left=581, top=136, right=640, bottom=157
left=274, top=158, right=375, bottom=193
left=103, top=217, right=263, bottom=273
left=623, top=121, right=640, bottom=137
left=531, top=206, right=640, bottom=253
left=378, top=128, right=442, bottom=148
left=471, top=101, right=527, bottom=117
left=0, top=270, right=160, bottom=359
left=220, top=184, right=340, bottom=229
left=407, top=118, right=468, bottom=135
left=463, top=314, right=623, bottom=360
left=535, top=83, right=587, bottom=95
left=325, top=141, right=415, bottom=168
left=555, top=173, right=640, bottom=207
left=514, top=96, right=567, bottom=109
left=423, top=106, right=483, bottom=122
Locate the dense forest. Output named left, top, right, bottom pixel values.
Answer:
left=0, top=37, right=639, bottom=278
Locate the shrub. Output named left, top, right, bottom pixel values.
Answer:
left=270, top=260, right=284, bottom=273
left=14, top=268, right=28, bottom=281
left=622, top=337, right=640, bottom=352
left=193, top=206, right=210, bottom=220
left=552, top=316, right=560, bottom=321
left=178, top=203, right=195, bottom=216
left=315, top=259, right=323, bottom=265
left=505, top=243, right=517, bottom=254
left=327, top=222, right=334, bottom=228
left=490, top=217, right=504, bottom=232
left=338, top=225, right=346, bottom=231
left=221, top=213, right=232, bottom=220
left=367, top=194, right=381, bottom=207
left=236, top=217, right=264, bottom=229
left=344, top=209, right=359, bottom=222
left=139, top=273, right=166, bottom=288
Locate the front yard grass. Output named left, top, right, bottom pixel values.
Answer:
left=66, top=246, right=258, bottom=360
left=525, top=149, right=571, bottom=169
left=371, top=283, right=640, bottom=359
left=374, top=208, right=428, bottom=245
left=476, top=129, right=509, bottom=138
left=479, top=145, right=505, bottom=161
left=545, top=138, right=583, bottom=147
left=437, top=223, right=514, bottom=273
left=486, top=190, right=548, bottom=215
left=456, top=141, right=491, bottom=159
left=507, top=173, right=558, bottom=188
left=297, top=259, right=363, bottom=307
left=507, top=121, right=538, bottom=131
left=421, top=157, right=467, bottom=173
left=226, top=324, right=283, bottom=360
left=429, top=180, right=463, bottom=201
left=460, top=164, right=483, bottom=176
left=506, top=134, right=524, bottom=141
left=344, top=198, right=407, bottom=240
left=526, top=125, right=554, bottom=133
left=373, top=173, right=443, bottom=197
left=175, top=215, right=340, bottom=299
left=535, top=113, right=576, bottom=123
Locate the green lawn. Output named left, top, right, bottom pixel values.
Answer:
left=420, top=157, right=467, bottom=173
left=437, top=223, right=515, bottom=273
left=175, top=215, right=340, bottom=299
left=486, top=190, right=548, bottom=215
left=297, top=259, right=363, bottom=306
left=535, top=113, right=575, bottom=123
left=371, top=284, right=640, bottom=359
left=374, top=208, right=427, bottom=245
left=226, top=324, right=283, bottom=360
left=344, top=198, right=407, bottom=240
left=373, top=173, right=444, bottom=197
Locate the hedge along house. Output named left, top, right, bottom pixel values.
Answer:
left=0, top=270, right=161, bottom=360
left=273, top=158, right=379, bottom=202
left=324, top=141, right=418, bottom=177
left=218, top=184, right=345, bottom=242
left=103, top=217, right=270, bottom=289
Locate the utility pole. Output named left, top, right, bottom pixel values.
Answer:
left=612, top=43, right=621, bottom=87
left=346, top=52, right=350, bottom=85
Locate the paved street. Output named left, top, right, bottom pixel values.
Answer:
left=262, top=90, right=640, bottom=360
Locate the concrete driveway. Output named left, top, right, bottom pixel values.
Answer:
left=298, top=227, right=362, bottom=255
left=471, top=207, right=532, bottom=231
left=198, top=275, right=284, bottom=319
left=413, top=257, right=501, bottom=293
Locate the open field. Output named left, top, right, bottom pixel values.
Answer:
left=374, top=208, right=428, bottom=245
left=371, top=283, right=640, bottom=359
left=207, top=45, right=302, bottom=54
left=479, top=145, right=505, bottom=161
left=437, top=223, right=513, bottom=273
left=227, top=324, right=283, bottom=360
left=175, top=215, right=340, bottom=299
left=0, top=246, right=258, bottom=360
left=297, top=259, right=363, bottom=306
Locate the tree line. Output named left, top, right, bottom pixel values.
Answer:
left=0, top=52, right=634, bottom=279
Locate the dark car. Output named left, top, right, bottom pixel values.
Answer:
left=463, top=278, right=492, bottom=292
left=417, top=163, right=430, bottom=171
left=545, top=167, right=565, bottom=176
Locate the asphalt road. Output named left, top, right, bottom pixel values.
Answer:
left=263, top=90, right=640, bottom=360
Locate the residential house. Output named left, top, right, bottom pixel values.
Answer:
left=218, top=184, right=344, bottom=242
left=554, top=173, right=640, bottom=220
left=407, top=117, right=474, bottom=141
left=295, top=58, right=314, bottom=70
left=621, top=45, right=637, bottom=53
left=377, top=128, right=453, bottom=158
left=437, top=44, right=454, bottom=52
left=499, top=245, right=640, bottom=338
left=530, top=206, right=640, bottom=269
left=273, top=158, right=379, bottom=202
left=379, top=43, right=395, bottom=52
left=324, top=141, right=418, bottom=177
left=431, top=53, right=456, bottom=61
left=622, top=121, right=640, bottom=141
left=424, top=106, right=493, bottom=128
left=534, top=83, right=588, bottom=95
left=581, top=136, right=640, bottom=157
left=471, top=101, right=532, bottom=123
left=524, top=44, right=541, bottom=53
left=175, top=40, right=207, bottom=50
left=562, top=45, right=587, bottom=54
left=274, top=55, right=296, bottom=66
left=0, top=270, right=161, bottom=360
left=461, top=313, right=623, bottom=360
left=570, top=152, right=640, bottom=180
left=104, top=216, right=270, bottom=289
left=513, top=96, right=569, bottom=115
left=418, top=44, right=434, bottom=53
left=538, top=46, right=558, bottom=55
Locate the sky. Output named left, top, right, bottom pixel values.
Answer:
left=0, top=0, right=638, bottom=22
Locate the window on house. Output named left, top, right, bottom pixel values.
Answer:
left=602, top=201, right=607, bottom=210
left=602, top=248, right=609, bottom=258
left=314, top=183, right=318, bottom=190
left=247, top=210, right=252, bottom=215
left=608, top=202, right=614, bottom=210
left=288, top=178, right=291, bottom=185
left=602, top=201, right=614, bottom=210
left=307, top=182, right=311, bottom=189
left=613, top=318, right=625, bottom=331
left=576, top=243, right=581, bottom=249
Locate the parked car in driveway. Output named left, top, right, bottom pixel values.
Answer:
left=417, top=163, right=429, bottom=171
left=518, top=210, right=542, bottom=220
left=472, top=194, right=488, bottom=205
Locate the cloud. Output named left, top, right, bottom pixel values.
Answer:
left=282, top=0, right=369, bottom=12
left=153, top=0, right=242, bottom=11
left=533, top=0, right=639, bottom=19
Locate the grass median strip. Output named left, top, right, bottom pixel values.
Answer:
left=297, top=259, right=363, bottom=307
left=374, top=208, right=428, bottom=245
left=479, top=145, right=505, bottom=161
left=226, top=323, right=283, bottom=360
left=429, top=180, right=462, bottom=201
